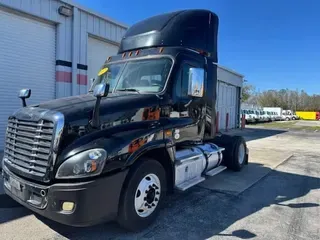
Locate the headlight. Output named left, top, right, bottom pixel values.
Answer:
left=56, top=148, right=107, bottom=179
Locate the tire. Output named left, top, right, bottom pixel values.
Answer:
left=211, top=135, right=248, bottom=171
left=117, top=158, right=166, bottom=231
left=285, top=117, right=290, bottom=121
left=292, top=117, right=296, bottom=120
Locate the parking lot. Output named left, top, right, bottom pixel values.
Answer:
left=1, top=125, right=319, bottom=240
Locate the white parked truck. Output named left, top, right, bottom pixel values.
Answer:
left=263, top=107, right=282, bottom=121
left=283, top=110, right=299, bottom=120
left=241, top=109, right=257, bottom=123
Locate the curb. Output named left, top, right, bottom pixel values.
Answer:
left=198, top=154, right=294, bottom=197
left=236, top=154, right=294, bottom=196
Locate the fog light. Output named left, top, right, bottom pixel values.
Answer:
left=62, top=202, right=75, bottom=211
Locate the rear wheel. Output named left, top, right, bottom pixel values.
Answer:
left=117, top=158, right=166, bottom=231
left=212, top=135, right=248, bottom=171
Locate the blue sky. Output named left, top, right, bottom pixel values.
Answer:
left=77, top=0, right=320, bottom=94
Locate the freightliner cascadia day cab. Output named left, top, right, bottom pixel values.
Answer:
left=1, top=10, right=249, bottom=231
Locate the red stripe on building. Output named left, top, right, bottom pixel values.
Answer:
left=56, top=71, right=72, bottom=83
left=77, top=74, right=88, bottom=85
left=56, top=71, right=87, bottom=85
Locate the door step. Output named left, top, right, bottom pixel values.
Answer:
left=205, top=166, right=227, bottom=177
left=175, top=176, right=206, bottom=191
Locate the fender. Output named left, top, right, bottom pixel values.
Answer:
left=55, top=121, right=174, bottom=175
left=125, top=138, right=175, bottom=166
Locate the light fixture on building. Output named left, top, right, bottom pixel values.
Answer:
left=58, top=6, right=73, bottom=17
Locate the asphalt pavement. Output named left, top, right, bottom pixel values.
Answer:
left=0, top=129, right=319, bottom=240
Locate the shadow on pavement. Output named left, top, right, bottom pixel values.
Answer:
left=0, top=207, right=31, bottom=225
left=275, top=202, right=319, bottom=208
left=0, top=194, right=22, bottom=209
left=37, top=155, right=320, bottom=240
left=224, top=128, right=287, bottom=142
left=217, top=229, right=257, bottom=239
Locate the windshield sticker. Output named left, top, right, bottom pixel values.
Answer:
left=98, top=67, right=108, bottom=76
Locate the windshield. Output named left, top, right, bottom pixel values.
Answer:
left=91, top=57, right=173, bottom=93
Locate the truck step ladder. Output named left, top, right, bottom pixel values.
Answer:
left=176, top=176, right=206, bottom=191
left=205, top=166, right=227, bottom=177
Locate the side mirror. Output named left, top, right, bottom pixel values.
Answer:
left=188, top=68, right=204, bottom=98
left=93, top=83, right=110, bottom=98
left=18, top=89, right=31, bottom=107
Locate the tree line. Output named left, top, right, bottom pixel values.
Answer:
left=242, top=84, right=320, bottom=111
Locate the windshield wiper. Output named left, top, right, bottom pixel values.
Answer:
left=117, top=88, right=140, bottom=94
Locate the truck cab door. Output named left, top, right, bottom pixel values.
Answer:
left=170, top=55, right=206, bottom=144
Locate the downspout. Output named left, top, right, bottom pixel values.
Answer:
left=72, top=7, right=79, bottom=96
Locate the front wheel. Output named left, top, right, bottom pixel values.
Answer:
left=117, top=158, right=166, bottom=231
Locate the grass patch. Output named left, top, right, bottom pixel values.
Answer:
left=250, top=121, right=320, bottom=131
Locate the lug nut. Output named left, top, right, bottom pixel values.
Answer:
left=156, top=191, right=160, bottom=195
left=40, top=190, right=46, bottom=197
left=148, top=205, right=152, bottom=209
left=155, top=198, right=159, bottom=201
left=152, top=203, right=155, bottom=207
left=144, top=197, right=147, bottom=200
left=145, top=203, right=148, bottom=207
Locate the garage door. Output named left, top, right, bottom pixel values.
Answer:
left=216, top=81, right=239, bottom=130
left=0, top=9, right=56, bottom=150
left=87, top=37, right=119, bottom=90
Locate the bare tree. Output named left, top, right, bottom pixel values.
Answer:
left=243, top=87, right=320, bottom=111
left=241, top=83, right=255, bottom=103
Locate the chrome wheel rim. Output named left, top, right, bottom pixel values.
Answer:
left=134, top=173, right=161, bottom=218
left=238, top=143, right=245, bottom=165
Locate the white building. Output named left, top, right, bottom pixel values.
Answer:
left=0, top=0, right=126, bottom=150
left=216, top=65, right=244, bottom=131
left=0, top=0, right=243, bottom=150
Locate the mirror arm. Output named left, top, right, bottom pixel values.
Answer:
left=184, top=99, right=193, bottom=108
left=90, top=83, right=110, bottom=130
left=91, top=97, right=101, bottom=129
left=21, top=98, right=27, bottom=107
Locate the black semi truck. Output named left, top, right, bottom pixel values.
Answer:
left=1, top=9, right=248, bottom=231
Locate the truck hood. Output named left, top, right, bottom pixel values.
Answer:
left=34, top=93, right=160, bottom=125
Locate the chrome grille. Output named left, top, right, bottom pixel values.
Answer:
left=4, top=118, right=54, bottom=177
